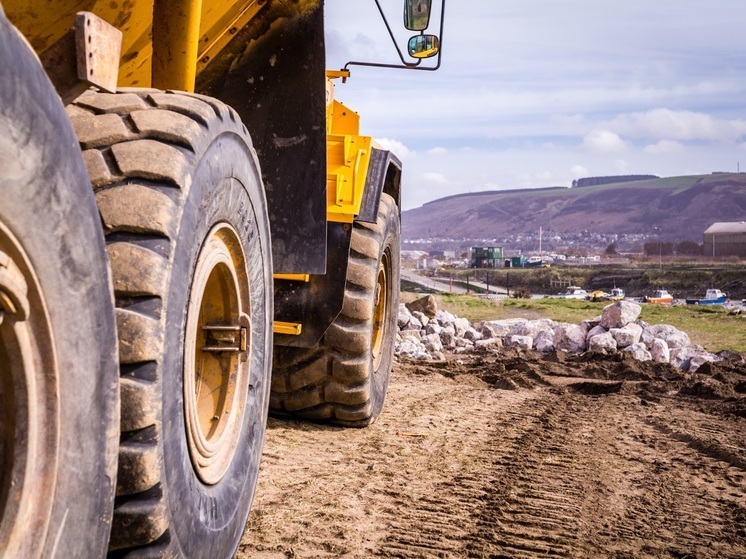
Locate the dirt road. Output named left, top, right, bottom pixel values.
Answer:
left=237, top=350, right=746, bottom=558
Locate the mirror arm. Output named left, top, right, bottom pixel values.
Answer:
left=343, top=0, right=446, bottom=73
left=373, top=0, right=413, bottom=66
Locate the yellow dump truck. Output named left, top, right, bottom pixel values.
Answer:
left=0, top=0, right=442, bottom=556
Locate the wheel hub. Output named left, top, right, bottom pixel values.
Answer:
left=371, top=248, right=391, bottom=371
left=184, top=224, right=251, bottom=485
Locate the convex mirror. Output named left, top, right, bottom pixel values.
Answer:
left=407, top=34, right=439, bottom=59
left=404, top=0, right=432, bottom=31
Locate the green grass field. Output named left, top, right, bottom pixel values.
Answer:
left=402, top=292, right=746, bottom=353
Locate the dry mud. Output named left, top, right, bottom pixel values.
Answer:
left=237, top=350, right=746, bottom=558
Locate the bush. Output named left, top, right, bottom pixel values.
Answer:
left=512, top=287, right=532, bottom=299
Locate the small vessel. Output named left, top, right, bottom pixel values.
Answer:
left=589, top=290, right=610, bottom=302
left=685, top=289, right=728, bottom=306
left=589, top=287, right=625, bottom=302
left=555, top=285, right=589, bottom=299
left=643, top=289, right=674, bottom=304
left=609, top=287, right=625, bottom=301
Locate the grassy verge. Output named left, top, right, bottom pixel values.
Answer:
left=401, top=292, right=746, bottom=353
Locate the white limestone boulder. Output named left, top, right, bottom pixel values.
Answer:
left=588, top=332, right=618, bottom=352
left=600, top=301, right=642, bottom=329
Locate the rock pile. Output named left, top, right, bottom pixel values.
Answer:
left=395, top=296, right=721, bottom=373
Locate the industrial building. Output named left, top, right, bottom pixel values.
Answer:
left=703, top=222, right=746, bottom=257
left=471, top=246, right=504, bottom=268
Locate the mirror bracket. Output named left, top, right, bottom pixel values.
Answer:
left=343, top=0, right=446, bottom=74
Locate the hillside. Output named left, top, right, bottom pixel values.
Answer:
left=402, top=174, right=746, bottom=242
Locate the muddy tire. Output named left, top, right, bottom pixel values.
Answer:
left=0, top=12, right=119, bottom=559
left=272, top=194, right=400, bottom=426
left=69, top=89, right=273, bottom=557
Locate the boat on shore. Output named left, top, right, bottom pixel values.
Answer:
left=554, top=285, right=589, bottom=299
left=609, top=287, right=625, bottom=301
left=643, top=289, right=674, bottom=304
left=589, top=287, right=626, bottom=302
left=685, top=289, right=728, bottom=306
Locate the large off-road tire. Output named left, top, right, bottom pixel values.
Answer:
left=0, top=11, right=119, bottom=559
left=272, top=194, right=400, bottom=426
left=68, top=89, right=273, bottom=557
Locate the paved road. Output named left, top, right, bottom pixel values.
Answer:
left=401, top=270, right=508, bottom=296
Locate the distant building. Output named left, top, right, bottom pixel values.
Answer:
left=471, top=246, right=503, bottom=268
left=506, top=256, right=526, bottom=268
left=704, top=222, right=746, bottom=257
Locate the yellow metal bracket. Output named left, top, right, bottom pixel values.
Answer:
left=274, top=274, right=310, bottom=282
left=274, top=322, right=303, bottom=335
left=326, top=69, right=351, bottom=83
left=324, top=72, right=372, bottom=223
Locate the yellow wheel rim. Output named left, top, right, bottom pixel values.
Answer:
left=184, top=224, right=251, bottom=485
left=371, top=247, right=391, bottom=371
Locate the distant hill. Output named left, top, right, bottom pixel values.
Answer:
left=402, top=174, right=746, bottom=242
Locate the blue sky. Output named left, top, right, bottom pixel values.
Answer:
left=324, top=0, right=746, bottom=210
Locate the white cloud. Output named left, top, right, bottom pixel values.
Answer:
left=645, top=140, right=685, bottom=155
left=375, top=138, right=414, bottom=160
left=325, top=0, right=746, bottom=209
left=582, top=130, right=628, bottom=153
left=570, top=165, right=589, bottom=178
left=606, top=109, right=746, bottom=142
left=422, top=172, right=449, bottom=184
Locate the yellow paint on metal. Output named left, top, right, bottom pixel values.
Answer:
left=325, top=69, right=350, bottom=83
left=274, top=274, right=311, bottom=282
left=274, top=321, right=303, bottom=335
left=184, top=223, right=251, bottom=485
left=5, top=0, right=321, bottom=91
left=152, top=0, right=203, bottom=91
left=371, top=247, right=390, bottom=369
left=196, top=0, right=264, bottom=74
left=326, top=95, right=373, bottom=223
left=4, top=0, right=156, bottom=88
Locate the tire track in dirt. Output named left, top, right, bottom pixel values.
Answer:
left=376, top=378, right=746, bottom=559
left=237, top=363, right=746, bottom=559
left=373, top=388, right=551, bottom=558
left=461, top=381, right=746, bottom=559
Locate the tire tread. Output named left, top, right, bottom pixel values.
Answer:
left=72, top=89, right=257, bottom=555
left=272, top=193, right=400, bottom=426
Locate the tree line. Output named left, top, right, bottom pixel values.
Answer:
left=573, top=175, right=659, bottom=188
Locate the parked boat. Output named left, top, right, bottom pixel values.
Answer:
left=685, top=289, right=728, bottom=306
left=643, top=289, right=674, bottom=304
left=609, top=287, right=625, bottom=301
left=555, top=285, right=590, bottom=299
left=589, top=287, right=625, bottom=302
left=589, top=290, right=610, bottom=302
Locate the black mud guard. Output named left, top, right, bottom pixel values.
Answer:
left=274, top=222, right=352, bottom=348
left=201, top=3, right=328, bottom=274
left=358, top=148, right=402, bottom=223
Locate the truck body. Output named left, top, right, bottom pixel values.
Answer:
left=0, top=0, right=442, bottom=556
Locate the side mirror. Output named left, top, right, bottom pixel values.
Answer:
left=407, top=34, right=440, bottom=59
left=404, top=0, right=432, bottom=31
